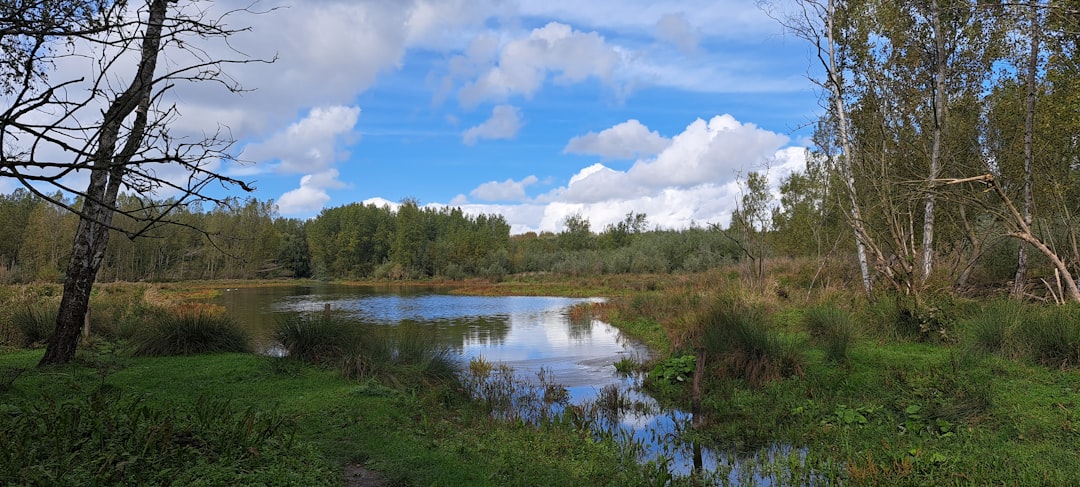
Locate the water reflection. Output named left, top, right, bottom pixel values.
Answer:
left=214, top=286, right=808, bottom=485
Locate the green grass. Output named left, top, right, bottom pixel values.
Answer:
left=802, top=304, right=857, bottom=363
left=274, top=311, right=365, bottom=365
left=8, top=278, right=1080, bottom=485
left=129, top=308, right=251, bottom=356
left=1, top=347, right=657, bottom=486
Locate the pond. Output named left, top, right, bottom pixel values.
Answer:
left=214, top=284, right=807, bottom=484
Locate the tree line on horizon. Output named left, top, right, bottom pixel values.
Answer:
left=0, top=190, right=752, bottom=283
left=0, top=176, right=1054, bottom=297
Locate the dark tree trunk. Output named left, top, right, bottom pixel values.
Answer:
left=38, top=0, right=169, bottom=366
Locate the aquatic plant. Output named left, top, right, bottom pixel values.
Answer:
left=273, top=311, right=364, bottom=365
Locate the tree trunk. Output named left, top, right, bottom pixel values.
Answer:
left=39, top=0, right=169, bottom=366
left=921, top=0, right=948, bottom=285
left=946, top=174, right=1080, bottom=304
left=825, top=0, right=873, bottom=295
left=1013, top=2, right=1040, bottom=298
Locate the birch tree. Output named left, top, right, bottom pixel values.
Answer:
left=1, top=0, right=263, bottom=365
left=765, top=0, right=875, bottom=295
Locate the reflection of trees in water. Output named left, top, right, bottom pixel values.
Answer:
left=395, top=315, right=512, bottom=349
left=566, top=303, right=596, bottom=341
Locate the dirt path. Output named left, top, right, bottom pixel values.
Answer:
left=342, top=464, right=385, bottom=487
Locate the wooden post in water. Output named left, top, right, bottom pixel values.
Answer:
left=324, top=303, right=331, bottom=315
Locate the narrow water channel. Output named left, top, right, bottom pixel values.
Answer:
left=214, top=284, right=802, bottom=484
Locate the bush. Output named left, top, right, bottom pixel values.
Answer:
left=130, top=307, right=251, bottom=356
left=864, top=295, right=956, bottom=343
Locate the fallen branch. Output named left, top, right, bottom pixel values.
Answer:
left=939, top=174, right=1080, bottom=303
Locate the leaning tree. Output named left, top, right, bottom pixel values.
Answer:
left=1, top=0, right=266, bottom=365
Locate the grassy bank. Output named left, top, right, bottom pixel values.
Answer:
left=0, top=348, right=655, bottom=486
left=4, top=273, right=1080, bottom=485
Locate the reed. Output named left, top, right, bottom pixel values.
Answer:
left=130, top=307, right=251, bottom=356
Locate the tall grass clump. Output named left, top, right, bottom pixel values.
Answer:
left=275, top=313, right=459, bottom=385
left=963, top=298, right=1023, bottom=356
left=273, top=311, right=365, bottom=365
left=1022, top=305, right=1080, bottom=368
left=387, top=324, right=459, bottom=383
left=11, top=304, right=57, bottom=347
left=696, top=291, right=803, bottom=387
left=802, top=304, right=856, bottom=363
left=130, top=306, right=251, bottom=356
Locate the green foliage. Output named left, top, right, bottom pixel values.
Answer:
left=558, top=213, right=593, bottom=251
left=649, top=354, right=695, bottom=384
left=0, top=387, right=335, bottom=486
left=130, top=309, right=251, bottom=357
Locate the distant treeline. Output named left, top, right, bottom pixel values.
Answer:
left=0, top=190, right=748, bottom=283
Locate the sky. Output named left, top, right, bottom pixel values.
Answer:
left=6, top=0, right=823, bottom=234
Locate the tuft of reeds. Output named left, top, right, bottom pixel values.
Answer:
left=130, top=308, right=250, bottom=356
left=964, top=298, right=1022, bottom=356
left=1023, top=305, right=1080, bottom=369
left=696, top=292, right=803, bottom=387
left=276, top=312, right=459, bottom=384
left=11, top=304, right=56, bottom=347
left=802, top=305, right=857, bottom=363
left=273, top=311, right=365, bottom=365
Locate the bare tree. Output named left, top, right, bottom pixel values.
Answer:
left=1, top=0, right=266, bottom=365
left=762, top=0, right=875, bottom=295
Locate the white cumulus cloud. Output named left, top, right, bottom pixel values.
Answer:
left=239, top=105, right=361, bottom=174
left=463, top=114, right=804, bottom=233
left=563, top=119, right=671, bottom=159
left=469, top=175, right=539, bottom=202
left=458, top=22, right=624, bottom=106
left=276, top=169, right=350, bottom=216
left=462, top=105, right=523, bottom=145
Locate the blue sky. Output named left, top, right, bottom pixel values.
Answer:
left=6, top=0, right=823, bottom=234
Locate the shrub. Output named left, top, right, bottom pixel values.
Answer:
left=130, top=308, right=251, bottom=356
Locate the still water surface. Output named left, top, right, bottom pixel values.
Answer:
left=214, top=284, right=800, bottom=483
